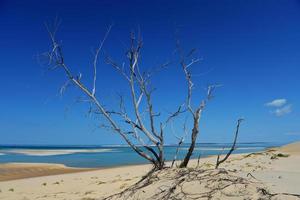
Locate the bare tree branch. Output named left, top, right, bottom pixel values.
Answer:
left=215, top=118, right=244, bottom=169
left=45, top=22, right=159, bottom=167
left=44, top=21, right=228, bottom=171
left=171, top=120, right=188, bottom=167
left=165, top=104, right=186, bottom=125
left=92, top=24, right=112, bottom=96
left=177, top=39, right=220, bottom=167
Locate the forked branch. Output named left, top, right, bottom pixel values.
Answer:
left=45, top=22, right=160, bottom=168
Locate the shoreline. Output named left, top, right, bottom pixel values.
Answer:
left=0, top=141, right=299, bottom=199
left=0, top=163, right=96, bottom=182
left=0, top=143, right=286, bottom=182
left=0, top=153, right=253, bottom=182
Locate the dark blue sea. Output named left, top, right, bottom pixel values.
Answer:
left=0, top=142, right=283, bottom=168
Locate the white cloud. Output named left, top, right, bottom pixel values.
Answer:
left=265, top=99, right=287, bottom=107
left=273, top=104, right=292, bottom=117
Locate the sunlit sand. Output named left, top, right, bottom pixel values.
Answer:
left=0, top=142, right=299, bottom=200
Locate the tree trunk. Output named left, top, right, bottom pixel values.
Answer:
left=179, top=110, right=200, bottom=168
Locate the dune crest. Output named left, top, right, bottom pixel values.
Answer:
left=279, top=141, right=300, bottom=154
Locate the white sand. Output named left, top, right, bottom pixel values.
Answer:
left=279, top=141, right=300, bottom=154
left=0, top=141, right=299, bottom=200
left=0, top=163, right=151, bottom=200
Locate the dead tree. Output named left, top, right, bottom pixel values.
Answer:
left=215, top=118, right=244, bottom=169
left=175, top=41, right=218, bottom=168
left=44, top=20, right=216, bottom=170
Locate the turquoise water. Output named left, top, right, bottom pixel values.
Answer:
left=0, top=143, right=283, bottom=168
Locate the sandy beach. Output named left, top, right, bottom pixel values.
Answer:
left=0, top=142, right=299, bottom=200
left=0, top=163, right=92, bottom=182
left=2, top=0, right=299, bottom=199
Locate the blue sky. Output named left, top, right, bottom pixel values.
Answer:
left=0, top=0, right=300, bottom=145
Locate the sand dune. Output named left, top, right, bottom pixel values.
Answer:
left=0, top=141, right=299, bottom=200
left=279, top=141, right=300, bottom=154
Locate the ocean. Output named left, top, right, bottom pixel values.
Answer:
left=0, top=142, right=283, bottom=168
